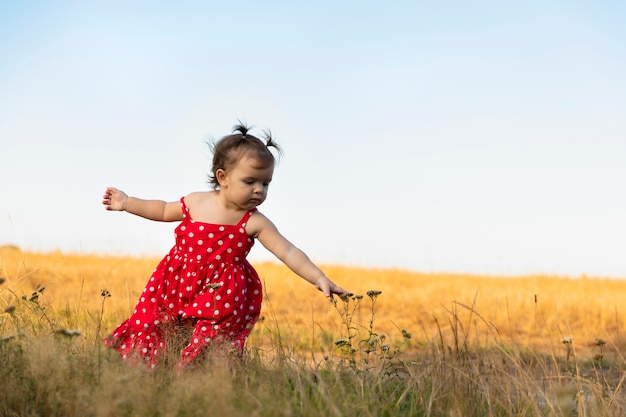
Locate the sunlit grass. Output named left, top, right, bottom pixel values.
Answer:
left=1, top=246, right=626, bottom=416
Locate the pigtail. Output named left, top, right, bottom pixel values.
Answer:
left=232, top=121, right=251, bottom=138
left=261, top=129, right=283, bottom=159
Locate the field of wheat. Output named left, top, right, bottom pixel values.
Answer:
left=1, top=246, right=626, bottom=416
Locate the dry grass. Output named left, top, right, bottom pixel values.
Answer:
left=1, top=246, right=626, bottom=416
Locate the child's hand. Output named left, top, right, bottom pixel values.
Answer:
left=102, top=187, right=128, bottom=211
left=315, top=276, right=349, bottom=299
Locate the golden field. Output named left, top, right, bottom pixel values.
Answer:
left=2, top=246, right=626, bottom=416
left=2, top=247, right=624, bottom=358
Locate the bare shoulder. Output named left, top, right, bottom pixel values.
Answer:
left=184, top=191, right=215, bottom=206
left=246, top=210, right=277, bottom=238
left=183, top=191, right=223, bottom=223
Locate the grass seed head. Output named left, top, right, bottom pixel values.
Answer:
left=0, top=277, right=5, bottom=285
left=206, top=283, right=222, bottom=290
left=366, top=290, right=382, bottom=300
left=339, top=292, right=354, bottom=303
left=55, top=329, right=82, bottom=337
left=334, top=338, right=350, bottom=348
left=4, top=305, right=16, bottom=314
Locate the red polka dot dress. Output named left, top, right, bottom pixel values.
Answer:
left=104, top=197, right=263, bottom=369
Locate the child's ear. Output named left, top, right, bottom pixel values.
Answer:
left=216, top=169, right=228, bottom=186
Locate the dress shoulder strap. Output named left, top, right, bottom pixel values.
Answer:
left=180, top=197, right=189, bottom=217
left=238, top=208, right=257, bottom=227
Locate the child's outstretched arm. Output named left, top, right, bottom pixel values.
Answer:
left=250, top=213, right=349, bottom=299
left=102, top=187, right=183, bottom=222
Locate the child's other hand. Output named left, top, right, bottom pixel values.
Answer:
left=315, top=276, right=349, bottom=299
left=102, top=187, right=128, bottom=211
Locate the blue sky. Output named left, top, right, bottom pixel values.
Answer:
left=1, top=1, right=625, bottom=277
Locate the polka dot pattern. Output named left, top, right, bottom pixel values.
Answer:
left=104, top=198, right=262, bottom=368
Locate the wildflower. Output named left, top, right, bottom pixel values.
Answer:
left=101, top=289, right=111, bottom=298
left=28, top=292, right=39, bottom=302
left=354, top=294, right=363, bottom=300
left=595, top=338, right=606, bottom=347
left=339, top=292, right=354, bottom=303
left=55, top=329, right=82, bottom=337
left=205, top=283, right=222, bottom=290
left=401, top=329, right=412, bottom=339
left=36, top=285, right=45, bottom=293
left=329, top=298, right=337, bottom=306
left=334, top=338, right=351, bottom=348
left=561, top=337, right=573, bottom=345
left=366, top=290, right=382, bottom=300
left=381, top=344, right=390, bottom=353
left=3, top=305, right=16, bottom=314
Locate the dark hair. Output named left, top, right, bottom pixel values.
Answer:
left=208, top=122, right=282, bottom=189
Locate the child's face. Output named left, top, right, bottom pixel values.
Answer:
left=218, top=156, right=274, bottom=209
